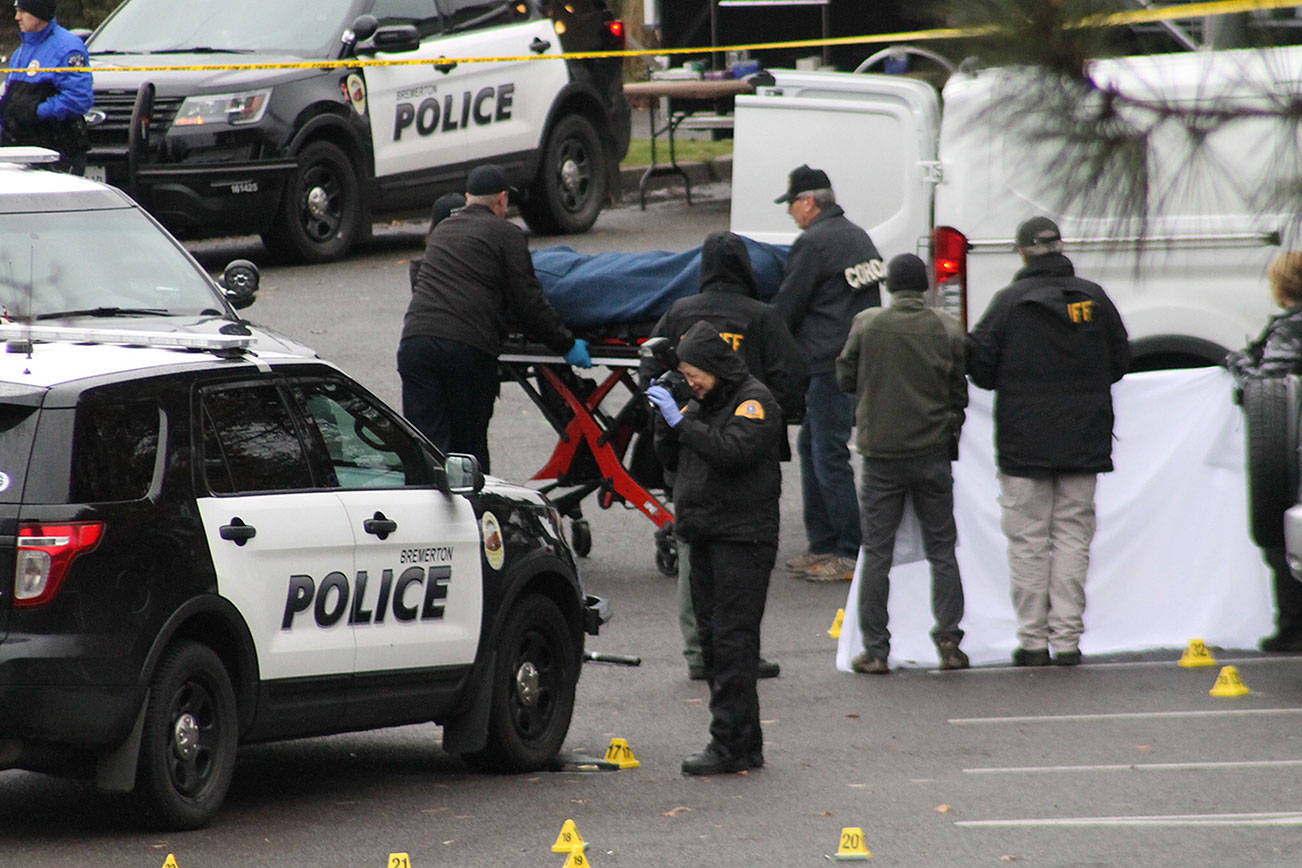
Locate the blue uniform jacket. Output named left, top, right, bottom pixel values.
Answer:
left=3, top=18, right=93, bottom=124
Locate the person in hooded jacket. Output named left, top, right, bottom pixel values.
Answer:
left=0, top=0, right=92, bottom=174
left=646, top=320, right=783, bottom=775
left=641, top=230, right=807, bottom=682
left=967, top=216, right=1129, bottom=668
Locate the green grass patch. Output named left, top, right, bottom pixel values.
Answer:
left=622, top=137, right=734, bottom=168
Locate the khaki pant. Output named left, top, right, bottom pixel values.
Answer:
left=998, top=473, right=1098, bottom=653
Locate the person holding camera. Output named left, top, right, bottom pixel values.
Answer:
left=641, top=230, right=806, bottom=682
left=646, top=320, right=783, bottom=775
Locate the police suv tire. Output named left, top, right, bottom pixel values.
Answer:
left=465, top=593, right=577, bottom=771
left=520, top=114, right=608, bottom=236
left=1244, top=376, right=1300, bottom=549
left=262, top=140, right=362, bottom=264
left=135, top=641, right=238, bottom=830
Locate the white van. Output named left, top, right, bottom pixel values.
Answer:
left=730, top=46, right=1301, bottom=368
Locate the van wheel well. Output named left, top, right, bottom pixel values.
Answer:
left=1129, top=336, right=1228, bottom=372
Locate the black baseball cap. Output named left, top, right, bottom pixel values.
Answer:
left=774, top=164, right=831, bottom=204
left=466, top=165, right=515, bottom=196
left=1015, top=216, right=1062, bottom=249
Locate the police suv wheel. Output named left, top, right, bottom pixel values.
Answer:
left=466, top=593, right=577, bottom=771
left=520, top=114, right=608, bottom=236
left=263, top=140, right=362, bottom=264
left=135, top=641, right=238, bottom=830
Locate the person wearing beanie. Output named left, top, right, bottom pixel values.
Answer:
left=771, top=165, right=885, bottom=582
left=398, top=164, right=591, bottom=472
left=1, top=0, right=93, bottom=174
left=645, top=320, right=782, bottom=775
left=836, top=253, right=970, bottom=674
left=967, top=217, right=1129, bottom=668
left=640, top=230, right=807, bottom=682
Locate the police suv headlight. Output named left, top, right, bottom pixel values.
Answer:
left=174, top=90, right=271, bottom=127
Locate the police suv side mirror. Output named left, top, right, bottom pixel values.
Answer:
left=371, top=25, right=421, bottom=54
left=219, top=259, right=259, bottom=310
left=445, top=453, right=485, bottom=494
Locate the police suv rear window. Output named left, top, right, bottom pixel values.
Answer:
left=201, top=384, right=315, bottom=494
left=71, top=401, right=161, bottom=503
left=0, top=403, right=39, bottom=505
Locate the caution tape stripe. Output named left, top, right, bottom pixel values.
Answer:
left=2, top=0, right=1296, bottom=76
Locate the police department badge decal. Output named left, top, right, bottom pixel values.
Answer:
left=481, top=512, right=504, bottom=571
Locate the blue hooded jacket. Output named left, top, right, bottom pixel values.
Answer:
left=1, top=17, right=92, bottom=138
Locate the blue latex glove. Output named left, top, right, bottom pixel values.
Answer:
left=645, top=383, right=684, bottom=427
left=564, top=338, right=593, bottom=368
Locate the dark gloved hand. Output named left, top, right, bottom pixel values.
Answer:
left=646, top=383, right=684, bottom=427
left=564, top=338, right=593, bottom=368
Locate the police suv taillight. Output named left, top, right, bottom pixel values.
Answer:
left=606, top=19, right=626, bottom=48
left=932, top=225, right=969, bottom=329
left=13, top=521, right=105, bottom=608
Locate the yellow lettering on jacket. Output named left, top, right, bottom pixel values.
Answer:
left=719, top=331, right=744, bottom=351
left=1067, top=300, right=1095, bottom=323
left=734, top=400, right=765, bottom=420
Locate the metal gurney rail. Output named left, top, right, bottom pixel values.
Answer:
left=499, top=337, right=679, bottom=575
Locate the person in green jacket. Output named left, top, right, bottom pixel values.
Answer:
left=836, top=253, right=969, bottom=674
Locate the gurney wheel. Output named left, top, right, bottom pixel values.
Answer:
left=570, top=519, right=592, bottom=557
left=654, top=538, right=677, bottom=577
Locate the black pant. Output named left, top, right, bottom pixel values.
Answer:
left=858, top=452, right=965, bottom=657
left=1264, top=546, right=1302, bottom=638
left=688, top=538, right=774, bottom=759
left=397, top=335, right=499, bottom=473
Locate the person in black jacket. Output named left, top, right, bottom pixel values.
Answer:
left=967, top=216, right=1129, bottom=668
left=771, top=165, right=885, bottom=582
left=642, top=231, right=807, bottom=681
left=1226, top=250, right=1302, bottom=652
left=646, top=320, right=782, bottom=775
left=397, top=165, right=591, bottom=472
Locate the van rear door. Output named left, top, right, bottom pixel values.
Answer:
left=729, top=70, right=940, bottom=265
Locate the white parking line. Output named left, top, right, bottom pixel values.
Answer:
left=964, top=759, right=1302, bottom=774
left=957, top=811, right=1302, bottom=827
left=949, top=708, right=1302, bottom=725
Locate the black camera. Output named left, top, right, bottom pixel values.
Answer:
left=639, top=336, right=694, bottom=406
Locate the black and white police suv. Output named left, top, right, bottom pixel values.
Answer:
left=0, top=150, right=607, bottom=829
left=82, top=0, right=631, bottom=262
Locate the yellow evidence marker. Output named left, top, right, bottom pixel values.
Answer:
left=1209, top=665, right=1251, bottom=697
left=834, top=826, right=872, bottom=860
left=551, top=819, right=589, bottom=853
left=603, top=737, right=641, bottom=769
left=386, top=854, right=412, bottom=868
left=828, top=608, right=845, bottom=639
left=1177, top=638, right=1217, bottom=668
left=561, top=848, right=592, bottom=868
left=161, top=856, right=180, bottom=868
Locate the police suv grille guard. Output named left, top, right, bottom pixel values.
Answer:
left=87, top=91, right=182, bottom=143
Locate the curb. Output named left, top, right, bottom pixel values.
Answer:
left=617, top=155, right=733, bottom=201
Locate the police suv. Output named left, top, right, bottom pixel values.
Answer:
left=82, top=0, right=631, bottom=262
left=0, top=150, right=606, bottom=828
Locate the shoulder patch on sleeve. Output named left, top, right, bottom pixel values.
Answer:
left=66, top=53, right=88, bottom=67
left=734, top=399, right=766, bottom=420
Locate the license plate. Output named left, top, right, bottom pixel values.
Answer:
left=84, top=163, right=107, bottom=184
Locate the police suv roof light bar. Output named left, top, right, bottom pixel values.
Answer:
left=0, top=147, right=61, bottom=165
left=0, top=324, right=254, bottom=353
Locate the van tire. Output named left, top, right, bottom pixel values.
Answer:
left=135, top=641, right=238, bottom=830
left=1244, top=376, right=1300, bottom=549
left=520, top=114, right=607, bottom=236
left=262, top=141, right=361, bottom=263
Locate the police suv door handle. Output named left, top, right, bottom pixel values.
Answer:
left=219, top=518, right=257, bottom=546
left=363, top=511, right=398, bottom=540
left=530, top=37, right=551, bottom=54
left=433, top=56, right=457, bottom=74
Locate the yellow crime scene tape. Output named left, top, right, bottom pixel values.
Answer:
left=1, top=0, right=1297, bottom=76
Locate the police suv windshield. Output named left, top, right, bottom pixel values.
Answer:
left=0, top=208, right=228, bottom=321
left=89, top=0, right=360, bottom=57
